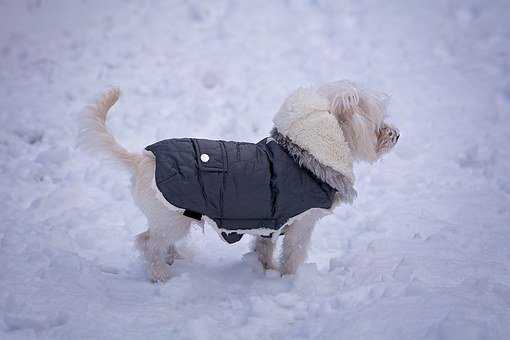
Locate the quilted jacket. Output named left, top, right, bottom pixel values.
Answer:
left=145, top=137, right=336, bottom=243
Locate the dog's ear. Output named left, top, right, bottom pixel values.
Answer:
left=328, top=86, right=360, bottom=124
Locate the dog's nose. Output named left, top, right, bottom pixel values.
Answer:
left=396, top=133, right=399, bottom=141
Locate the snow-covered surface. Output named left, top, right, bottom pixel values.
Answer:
left=1, top=0, right=510, bottom=339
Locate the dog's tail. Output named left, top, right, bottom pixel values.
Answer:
left=79, top=88, right=142, bottom=171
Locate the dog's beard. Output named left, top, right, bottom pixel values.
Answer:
left=270, top=128, right=357, bottom=204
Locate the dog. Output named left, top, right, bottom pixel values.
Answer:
left=80, top=80, right=399, bottom=282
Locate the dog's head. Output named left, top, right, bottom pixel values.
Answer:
left=319, top=81, right=399, bottom=162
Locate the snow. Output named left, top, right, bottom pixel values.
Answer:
left=1, top=0, right=510, bottom=339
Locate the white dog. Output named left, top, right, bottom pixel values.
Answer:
left=80, top=81, right=399, bottom=282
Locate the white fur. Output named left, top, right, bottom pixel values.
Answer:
left=80, top=81, right=397, bottom=282
left=79, top=88, right=142, bottom=170
left=318, top=80, right=390, bottom=162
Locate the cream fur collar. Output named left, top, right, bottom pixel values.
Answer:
left=270, top=128, right=357, bottom=204
left=273, top=86, right=355, bottom=183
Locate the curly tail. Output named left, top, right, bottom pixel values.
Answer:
left=79, top=88, right=142, bottom=171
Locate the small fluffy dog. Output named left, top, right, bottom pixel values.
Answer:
left=80, top=81, right=399, bottom=282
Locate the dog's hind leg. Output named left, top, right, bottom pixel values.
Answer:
left=252, top=236, right=277, bottom=270
left=132, top=154, right=193, bottom=282
left=136, top=212, right=192, bottom=282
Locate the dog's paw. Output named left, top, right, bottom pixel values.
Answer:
left=260, top=258, right=278, bottom=271
left=279, top=266, right=297, bottom=277
left=242, top=251, right=266, bottom=274
left=150, top=263, right=172, bottom=283
left=165, top=245, right=184, bottom=265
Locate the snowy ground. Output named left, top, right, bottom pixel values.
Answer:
left=1, top=0, right=510, bottom=339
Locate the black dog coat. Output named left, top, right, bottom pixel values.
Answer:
left=145, top=138, right=336, bottom=243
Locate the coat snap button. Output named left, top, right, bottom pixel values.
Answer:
left=200, top=153, right=209, bottom=162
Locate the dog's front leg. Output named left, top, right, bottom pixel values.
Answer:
left=280, top=223, right=314, bottom=275
left=280, top=209, right=327, bottom=275
left=252, top=236, right=277, bottom=270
